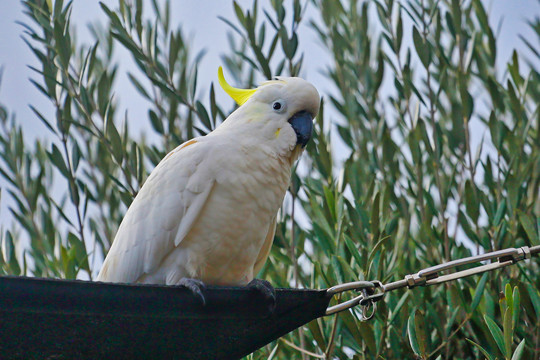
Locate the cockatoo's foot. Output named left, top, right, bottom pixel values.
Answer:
left=247, top=279, right=276, bottom=313
left=178, top=278, right=207, bottom=306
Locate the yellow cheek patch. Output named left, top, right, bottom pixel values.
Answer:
left=275, top=128, right=281, bottom=138
left=218, top=66, right=257, bottom=106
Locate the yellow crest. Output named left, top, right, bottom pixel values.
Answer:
left=218, top=67, right=257, bottom=106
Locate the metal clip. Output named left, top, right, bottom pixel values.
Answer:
left=325, top=280, right=384, bottom=316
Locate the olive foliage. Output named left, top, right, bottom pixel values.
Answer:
left=0, top=1, right=538, bottom=359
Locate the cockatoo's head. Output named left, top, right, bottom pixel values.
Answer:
left=217, top=67, right=320, bottom=159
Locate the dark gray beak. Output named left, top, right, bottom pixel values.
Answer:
left=288, top=111, right=313, bottom=148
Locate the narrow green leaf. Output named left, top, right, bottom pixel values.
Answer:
left=53, top=0, right=64, bottom=17
left=209, top=83, right=218, bottom=123
left=233, top=1, right=245, bottom=26
left=136, top=144, right=144, bottom=185
left=266, top=343, right=279, bottom=360
left=464, top=179, right=479, bottom=222
left=29, top=105, right=57, bottom=135
left=407, top=311, right=421, bottom=356
left=148, top=110, right=164, bottom=134
left=503, top=308, right=512, bottom=359
left=86, top=42, right=99, bottom=81
left=470, top=273, right=489, bottom=313
left=105, top=109, right=123, bottom=163
left=525, top=283, right=540, bottom=320
left=71, top=141, right=81, bottom=172
left=463, top=32, right=476, bottom=71
left=341, top=308, right=377, bottom=354
left=412, top=26, right=429, bottom=68
left=50, top=199, right=74, bottom=227
left=343, top=236, right=363, bottom=266
left=388, top=292, right=410, bottom=325
left=47, top=144, right=70, bottom=178
left=305, top=320, right=326, bottom=351
left=217, top=16, right=245, bottom=39
left=53, top=20, right=71, bottom=68
left=68, top=177, right=80, bottom=206
left=458, top=210, right=479, bottom=243
left=493, top=200, right=506, bottom=226
left=196, top=101, right=212, bottom=131
left=68, top=232, right=89, bottom=274
left=330, top=255, right=344, bottom=284
left=396, top=13, right=403, bottom=51
left=459, top=84, right=474, bottom=120
left=335, top=255, right=357, bottom=282
left=444, top=306, right=461, bottom=337
left=370, top=191, right=380, bottom=239
left=257, top=22, right=265, bottom=48
left=486, top=78, right=505, bottom=112
left=505, top=283, right=514, bottom=314
left=3, top=231, right=21, bottom=275
left=367, top=235, right=390, bottom=264
left=484, top=314, right=506, bottom=356
left=506, top=80, right=521, bottom=117
left=466, top=338, right=495, bottom=360
left=127, top=73, right=150, bottom=100
left=168, top=32, right=179, bottom=76
left=511, top=339, right=525, bottom=360
left=110, top=31, right=145, bottom=60
left=414, top=309, right=427, bottom=357
left=517, top=210, right=538, bottom=244
left=512, top=287, right=520, bottom=331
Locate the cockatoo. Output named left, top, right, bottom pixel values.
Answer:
left=97, top=67, right=319, bottom=303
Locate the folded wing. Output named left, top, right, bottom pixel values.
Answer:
left=97, top=139, right=214, bottom=283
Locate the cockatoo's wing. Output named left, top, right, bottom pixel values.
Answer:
left=97, top=139, right=214, bottom=283
left=253, top=216, right=277, bottom=276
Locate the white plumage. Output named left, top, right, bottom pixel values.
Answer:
left=97, top=70, right=319, bottom=286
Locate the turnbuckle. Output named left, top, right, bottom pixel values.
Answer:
left=323, top=245, right=539, bottom=319
left=383, top=246, right=537, bottom=291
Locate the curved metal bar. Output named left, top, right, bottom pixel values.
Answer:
left=326, top=293, right=366, bottom=315
left=325, top=280, right=385, bottom=315
left=326, top=280, right=374, bottom=295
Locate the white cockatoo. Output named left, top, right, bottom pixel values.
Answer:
left=97, top=67, right=319, bottom=301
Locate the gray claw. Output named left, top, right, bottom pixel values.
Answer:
left=247, top=279, right=276, bottom=313
left=178, top=278, right=207, bottom=306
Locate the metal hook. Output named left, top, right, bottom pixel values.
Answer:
left=325, top=280, right=384, bottom=316
left=358, top=301, right=377, bottom=321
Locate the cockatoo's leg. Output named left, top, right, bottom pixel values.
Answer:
left=178, top=278, right=207, bottom=305
left=247, top=279, right=276, bottom=313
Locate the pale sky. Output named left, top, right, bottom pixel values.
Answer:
left=0, top=0, right=332, bottom=140
left=1, top=1, right=538, bottom=141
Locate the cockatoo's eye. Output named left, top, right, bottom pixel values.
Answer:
left=272, top=100, right=286, bottom=113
